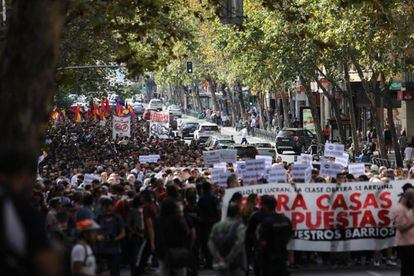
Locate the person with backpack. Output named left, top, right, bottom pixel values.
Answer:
left=256, top=196, right=292, bottom=276
left=71, top=219, right=101, bottom=276
left=245, top=195, right=291, bottom=276
left=208, top=203, right=247, bottom=276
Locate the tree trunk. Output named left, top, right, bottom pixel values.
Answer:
left=315, top=77, right=346, bottom=144
left=207, top=76, right=219, bottom=111
left=179, top=83, right=186, bottom=109
left=236, top=82, right=246, bottom=120
left=343, top=63, right=360, bottom=158
left=380, top=73, right=403, bottom=167
left=350, top=55, right=388, bottom=158
left=0, top=0, right=68, bottom=153
left=257, top=90, right=266, bottom=129
left=193, top=82, right=203, bottom=112
left=301, top=77, right=324, bottom=143
left=386, top=102, right=403, bottom=167
left=371, top=100, right=387, bottom=158
left=222, top=83, right=238, bottom=125
left=281, top=85, right=290, bottom=128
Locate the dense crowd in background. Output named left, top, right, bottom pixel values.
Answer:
left=23, top=115, right=414, bottom=276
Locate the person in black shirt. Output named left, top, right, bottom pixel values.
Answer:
left=197, top=181, right=219, bottom=269
left=246, top=195, right=292, bottom=276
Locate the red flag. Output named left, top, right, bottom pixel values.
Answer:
left=84, top=107, right=90, bottom=121
left=105, top=98, right=110, bottom=115
left=93, top=104, right=100, bottom=121
left=116, top=102, right=124, bottom=116
left=126, top=102, right=136, bottom=118
left=71, top=104, right=82, bottom=123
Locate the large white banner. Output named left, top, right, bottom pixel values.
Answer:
left=150, top=112, right=169, bottom=139
left=222, top=180, right=410, bottom=252
left=112, top=115, right=131, bottom=139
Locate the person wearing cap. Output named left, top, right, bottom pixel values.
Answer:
left=71, top=219, right=101, bottom=276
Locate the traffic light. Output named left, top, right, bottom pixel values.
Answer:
left=187, top=61, right=193, bottom=74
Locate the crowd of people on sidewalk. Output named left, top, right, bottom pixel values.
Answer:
left=3, top=114, right=414, bottom=276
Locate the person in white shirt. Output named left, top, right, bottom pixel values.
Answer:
left=240, top=126, right=248, bottom=145
left=250, top=118, right=256, bottom=137
left=71, top=219, right=101, bottom=276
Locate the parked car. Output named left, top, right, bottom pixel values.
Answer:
left=251, top=142, right=276, bottom=160
left=131, top=102, right=144, bottom=116
left=148, top=99, right=163, bottom=111
left=177, top=121, right=199, bottom=139
left=275, top=128, right=316, bottom=154
left=205, top=135, right=235, bottom=150
left=167, top=105, right=182, bottom=117
left=228, top=144, right=258, bottom=160
left=193, top=122, right=221, bottom=141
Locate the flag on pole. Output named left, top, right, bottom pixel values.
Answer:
left=116, top=101, right=125, bottom=116
left=50, top=107, right=59, bottom=122
left=104, top=98, right=110, bottom=116
left=71, top=104, right=82, bottom=123
left=126, top=102, right=136, bottom=118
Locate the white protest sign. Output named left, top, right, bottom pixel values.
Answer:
left=267, top=166, right=288, bottom=183
left=84, top=174, right=100, bottom=184
left=298, top=154, right=313, bottom=164
left=211, top=168, right=225, bottom=183
left=292, top=163, right=312, bottom=182
left=324, top=143, right=345, bottom=158
left=149, top=112, right=170, bottom=139
left=148, top=155, right=161, bottom=163
left=320, top=162, right=343, bottom=177
left=222, top=180, right=410, bottom=252
left=213, top=162, right=228, bottom=170
left=219, top=172, right=233, bottom=187
left=139, top=155, right=150, bottom=164
left=203, top=150, right=221, bottom=166
left=112, top=115, right=131, bottom=139
left=220, top=149, right=237, bottom=163
left=335, top=152, right=349, bottom=167
left=348, top=163, right=366, bottom=177
left=256, top=155, right=273, bottom=169
left=139, top=155, right=160, bottom=164
left=235, top=161, right=246, bottom=172
left=242, top=170, right=257, bottom=183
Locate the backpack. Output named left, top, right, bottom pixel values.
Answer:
left=258, top=214, right=292, bottom=259
left=215, top=222, right=240, bottom=257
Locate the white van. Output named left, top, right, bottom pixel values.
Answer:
left=148, top=99, right=163, bottom=111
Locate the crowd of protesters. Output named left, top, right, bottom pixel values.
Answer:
left=2, top=113, right=413, bottom=276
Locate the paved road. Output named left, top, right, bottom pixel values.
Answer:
left=181, top=114, right=298, bottom=164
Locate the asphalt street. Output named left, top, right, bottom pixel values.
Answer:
left=180, top=114, right=297, bottom=164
